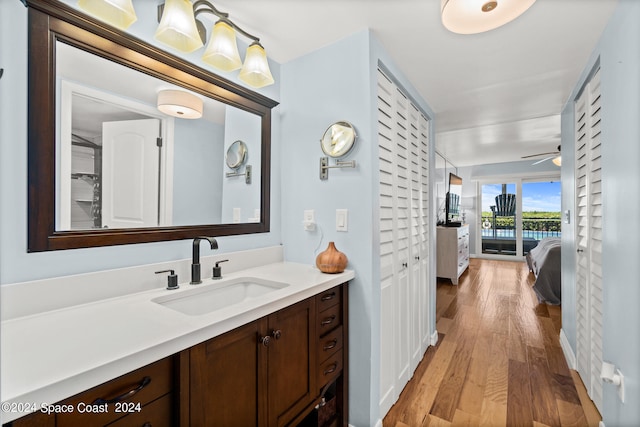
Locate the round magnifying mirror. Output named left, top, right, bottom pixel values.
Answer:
left=320, top=121, right=357, bottom=158
left=226, top=140, right=248, bottom=169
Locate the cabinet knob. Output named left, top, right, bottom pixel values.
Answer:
left=260, top=336, right=271, bottom=347
left=271, top=329, right=282, bottom=340
left=415, top=255, right=420, bottom=260
left=402, top=262, right=408, bottom=268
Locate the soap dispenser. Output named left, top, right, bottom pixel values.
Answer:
left=212, top=260, right=229, bottom=280
left=155, top=269, right=179, bottom=290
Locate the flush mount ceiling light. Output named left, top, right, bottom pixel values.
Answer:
left=157, top=89, right=203, bottom=119
left=441, top=0, right=536, bottom=34
left=77, top=0, right=137, bottom=30
left=155, top=0, right=274, bottom=88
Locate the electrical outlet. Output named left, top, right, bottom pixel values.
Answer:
left=303, top=210, right=316, bottom=231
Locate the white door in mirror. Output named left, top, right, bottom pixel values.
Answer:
left=102, top=119, right=160, bottom=228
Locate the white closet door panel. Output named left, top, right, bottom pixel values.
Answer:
left=575, top=67, right=604, bottom=411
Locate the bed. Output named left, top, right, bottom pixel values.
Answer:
left=525, top=237, right=561, bottom=305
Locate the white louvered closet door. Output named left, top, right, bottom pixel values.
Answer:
left=575, top=67, right=604, bottom=411
left=378, top=68, right=431, bottom=417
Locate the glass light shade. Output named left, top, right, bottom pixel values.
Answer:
left=238, top=43, right=275, bottom=88
left=441, top=0, right=536, bottom=34
left=157, top=90, right=203, bottom=119
left=78, top=0, right=137, bottom=30
left=552, top=156, right=562, bottom=166
left=202, top=21, right=243, bottom=72
left=154, top=0, right=203, bottom=53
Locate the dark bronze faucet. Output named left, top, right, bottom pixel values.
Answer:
left=191, top=237, right=218, bottom=284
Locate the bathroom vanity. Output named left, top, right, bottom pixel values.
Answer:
left=1, top=259, right=352, bottom=427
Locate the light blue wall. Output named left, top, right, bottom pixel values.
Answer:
left=221, top=107, right=262, bottom=223
left=561, top=1, right=640, bottom=424
left=280, top=29, right=435, bottom=426
left=0, top=0, right=282, bottom=284
left=173, top=118, right=224, bottom=225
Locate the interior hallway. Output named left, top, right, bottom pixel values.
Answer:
left=383, top=258, right=601, bottom=426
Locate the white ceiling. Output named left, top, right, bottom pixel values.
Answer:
left=208, top=0, right=618, bottom=167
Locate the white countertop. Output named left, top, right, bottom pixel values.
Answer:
left=0, top=261, right=354, bottom=423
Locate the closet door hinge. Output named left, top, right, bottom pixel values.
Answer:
left=156, top=137, right=163, bottom=147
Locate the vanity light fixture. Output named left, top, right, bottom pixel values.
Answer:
left=77, top=0, right=137, bottom=30
left=156, top=0, right=274, bottom=88
left=441, top=0, right=536, bottom=34
left=157, top=89, right=203, bottom=119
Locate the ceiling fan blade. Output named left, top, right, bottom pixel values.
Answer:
left=521, top=151, right=560, bottom=159
left=531, top=156, right=554, bottom=165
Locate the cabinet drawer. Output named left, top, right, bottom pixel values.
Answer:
left=318, top=304, right=341, bottom=335
left=318, top=350, right=343, bottom=390
left=57, top=357, right=174, bottom=427
left=318, top=326, right=343, bottom=364
left=316, top=286, right=341, bottom=312
left=106, top=393, right=173, bottom=427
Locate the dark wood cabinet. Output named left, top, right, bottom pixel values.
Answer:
left=7, top=357, right=176, bottom=427
left=5, top=283, right=349, bottom=427
left=267, top=299, right=316, bottom=427
left=187, top=298, right=316, bottom=427
left=189, top=320, right=264, bottom=426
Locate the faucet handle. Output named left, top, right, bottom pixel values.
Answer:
left=155, top=269, right=179, bottom=290
left=212, top=259, right=229, bottom=280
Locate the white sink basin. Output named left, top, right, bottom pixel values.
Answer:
left=152, top=277, right=289, bottom=316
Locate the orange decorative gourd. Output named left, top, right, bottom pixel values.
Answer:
left=316, top=242, right=348, bottom=273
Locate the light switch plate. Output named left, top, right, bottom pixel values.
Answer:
left=336, top=209, right=348, bottom=232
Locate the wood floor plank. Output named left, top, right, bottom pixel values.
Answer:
left=383, top=259, right=601, bottom=427
left=430, top=330, right=478, bottom=420
left=527, top=346, right=562, bottom=426
left=479, top=399, right=507, bottom=427
left=556, top=398, right=588, bottom=427
left=506, top=359, right=533, bottom=427
left=457, top=356, right=489, bottom=416
left=483, top=333, right=509, bottom=405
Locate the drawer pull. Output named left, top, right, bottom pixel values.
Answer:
left=271, top=329, right=282, bottom=340
left=93, top=376, right=151, bottom=405
left=321, top=292, right=336, bottom=301
left=323, top=339, right=338, bottom=351
left=324, top=363, right=338, bottom=375
left=321, top=315, right=336, bottom=326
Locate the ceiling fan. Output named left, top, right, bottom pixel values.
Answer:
left=521, top=145, right=561, bottom=166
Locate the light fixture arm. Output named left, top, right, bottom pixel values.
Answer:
left=192, top=0, right=261, bottom=44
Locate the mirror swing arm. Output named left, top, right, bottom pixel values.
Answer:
left=26, top=0, right=278, bottom=252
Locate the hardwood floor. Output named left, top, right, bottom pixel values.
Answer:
left=383, top=258, right=601, bottom=427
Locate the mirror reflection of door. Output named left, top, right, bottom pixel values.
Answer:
left=102, top=119, right=161, bottom=229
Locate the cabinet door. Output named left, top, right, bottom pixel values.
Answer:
left=189, top=320, right=267, bottom=427
left=267, top=298, right=316, bottom=427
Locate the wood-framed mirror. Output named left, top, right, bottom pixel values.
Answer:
left=26, top=0, right=278, bottom=252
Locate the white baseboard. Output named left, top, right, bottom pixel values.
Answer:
left=560, top=328, right=576, bottom=369
left=430, top=330, right=439, bottom=346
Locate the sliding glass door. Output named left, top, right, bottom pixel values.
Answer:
left=481, top=182, right=518, bottom=257
left=521, top=180, right=561, bottom=254
left=479, top=178, right=561, bottom=258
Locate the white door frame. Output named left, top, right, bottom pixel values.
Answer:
left=59, top=80, right=174, bottom=229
